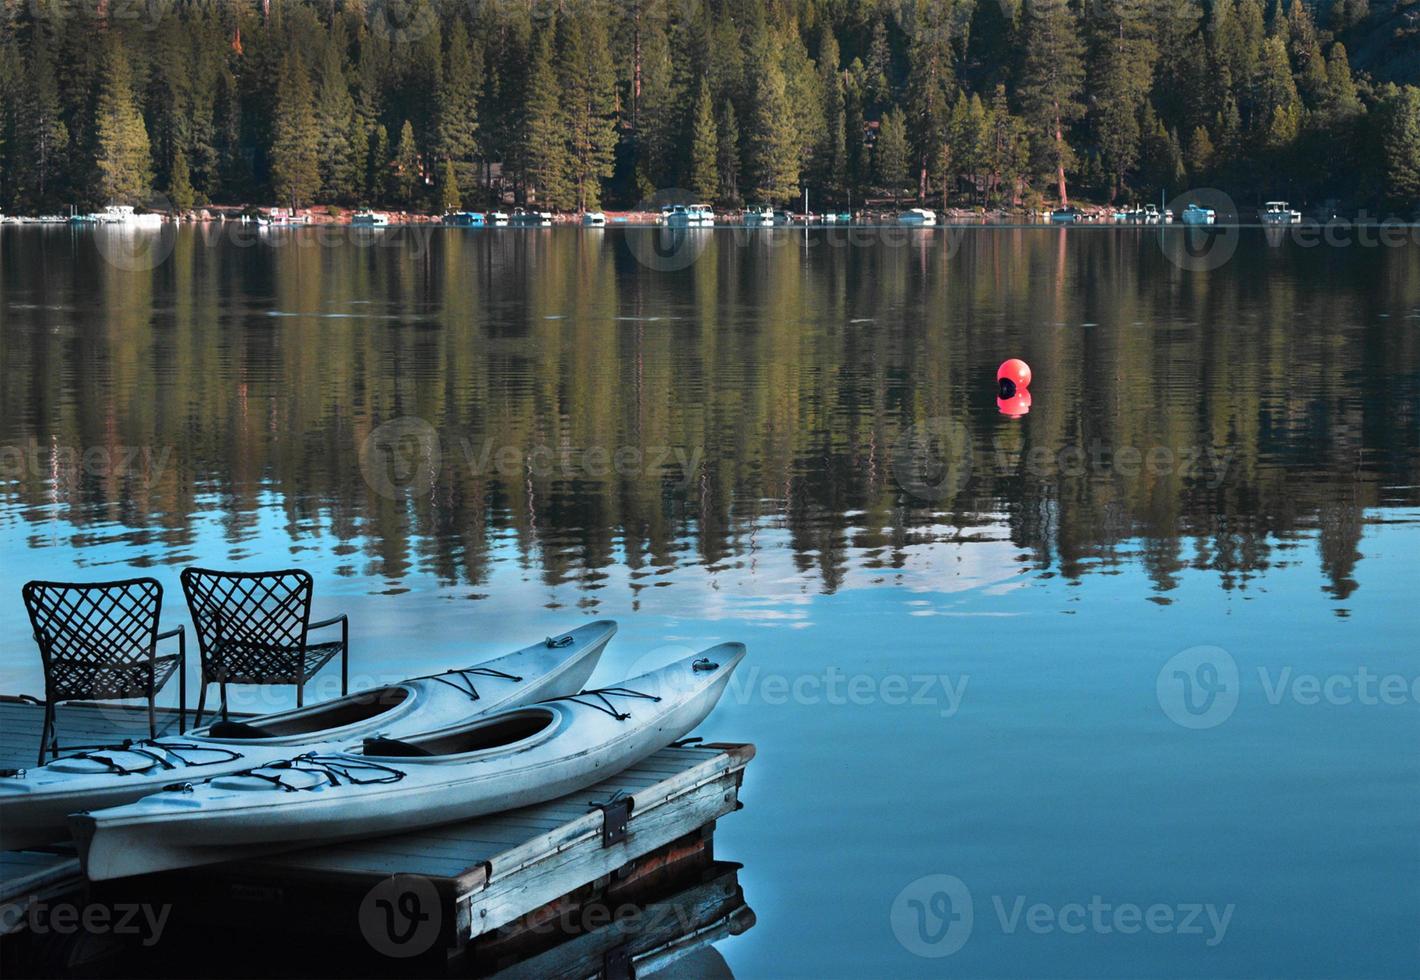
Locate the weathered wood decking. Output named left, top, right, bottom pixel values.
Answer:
left=0, top=698, right=755, bottom=973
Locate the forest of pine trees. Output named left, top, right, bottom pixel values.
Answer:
left=0, top=0, right=1417, bottom=215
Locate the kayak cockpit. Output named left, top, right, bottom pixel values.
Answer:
left=361, top=707, right=558, bottom=758
left=199, top=687, right=410, bottom=739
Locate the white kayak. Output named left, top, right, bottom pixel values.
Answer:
left=0, top=621, right=616, bottom=851
left=72, top=644, right=746, bottom=880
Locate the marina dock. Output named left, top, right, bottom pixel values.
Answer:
left=0, top=698, right=755, bottom=975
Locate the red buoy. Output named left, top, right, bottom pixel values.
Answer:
left=997, top=358, right=1032, bottom=391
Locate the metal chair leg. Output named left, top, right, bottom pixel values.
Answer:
left=194, top=680, right=208, bottom=730
left=37, top=702, right=54, bottom=765
left=341, top=617, right=349, bottom=696
left=148, top=692, right=157, bottom=740
left=219, top=681, right=228, bottom=721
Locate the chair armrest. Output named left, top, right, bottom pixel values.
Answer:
left=308, top=614, right=348, bottom=631
left=156, top=626, right=185, bottom=642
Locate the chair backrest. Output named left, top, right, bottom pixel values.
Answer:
left=180, top=568, right=314, bottom=666
left=22, top=579, right=162, bottom=674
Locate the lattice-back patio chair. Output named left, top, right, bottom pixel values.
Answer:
left=180, top=567, right=348, bottom=726
left=22, top=578, right=187, bottom=764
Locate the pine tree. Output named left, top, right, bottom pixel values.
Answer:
left=393, top=119, right=421, bottom=205
left=905, top=4, right=955, bottom=202
left=688, top=77, right=719, bottom=202
left=748, top=55, right=799, bottom=203
left=94, top=38, right=153, bottom=205
left=876, top=108, right=910, bottom=204
left=523, top=26, right=569, bottom=209
left=438, top=157, right=462, bottom=213
left=19, top=42, right=68, bottom=208
left=438, top=19, right=481, bottom=198
left=369, top=124, right=390, bottom=203
left=1186, top=125, right=1215, bottom=177
left=270, top=53, right=320, bottom=208
left=168, top=148, right=195, bottom=212
left=717, top=99, right=741, bottom=206
left=1020, top=0, right=1085, bottom=204
left=314, top=40, right=357, bottom=202
left=1375, top=85, right=1420, bottom=208
left=559, top=6, right=617, bottom=212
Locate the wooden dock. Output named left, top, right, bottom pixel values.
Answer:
left=0, top=699, right=755, bottom=976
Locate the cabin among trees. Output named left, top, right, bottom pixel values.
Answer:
left=0, top=0, right=1417, bottom=214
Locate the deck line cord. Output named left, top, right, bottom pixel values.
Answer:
left=233, top=752, right=406, bottom=792
left=56, top=740, right=244, bottom=776
left=541, top=686, right=661, bottom=721
left=424, top=666, right=524, bottom=701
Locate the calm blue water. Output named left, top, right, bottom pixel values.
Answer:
left=1, top=224, right=1417, bottom=976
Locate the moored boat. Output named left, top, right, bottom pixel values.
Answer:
left=665, top=204, right=714, bottom=227
left=445, top=211, right=486, bottom=227
left=742, top=205, right=775, bottom=226
left=1050, top=206, right=1084, bottom=224
left=489, top=210, right=510, bottom=226
left=1180, top=203, right=1216, bottom=225
left=1260, top=201, right=1302, bottom=224
left=0, top=622, right=616, bottom=850
left=898, top=208, right=937, bottom=226
left=511, top=207, right=553, bottom=226
left=351, top=208, right=389, bottom=226
left=582, top=211, right=607, bottom=226
left=71, top=644, right=745, bottom=880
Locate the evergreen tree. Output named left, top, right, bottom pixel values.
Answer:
left=559, top=6, right=618, bottom=212
left=1186, top=125, right=1216, bottom=177
left=875, top=107, right=910, bottom=204
left=369, top=124, right=390, bottom=203
left=168, top=148, right=195, bottom=212
left=717, top=99, right=741, bottom=206
left=270, top=53, right=320, bottom=209
left=523, top=26, right=569, bottom=208
left=905, top=5, right=955, bottom=202
left=438, top=157, right=462, bottom=213
left=393, top=119, right=422, bottom=205
left=94, top=38, right=152, bottom=205
left=747, top=56, right=799, bottom=203
left=1375, top=85, right=1420, bottom=209
left=314, top=40, right=358, bottom=202
left=689, top=78, right=719, bottom=202
left=1020, top=0, right=1085, bottom=204
left=19, top=42, right=68, bottom=208
left=438, top=19, right=481, bottom=197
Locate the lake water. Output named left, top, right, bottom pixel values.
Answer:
left=1, top=223, right=1417, bottom=977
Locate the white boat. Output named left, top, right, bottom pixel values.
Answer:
left=1180, top=203, right=1216, bottom=225
left=86, top=205, right=163, bottom=228
left=0, top=622, right=616, bottom=851
left=511, top=207, right=553, bottom=226
left=821, top=211, right=852, bottom=224
left=1260, top=201, right=1302, bottom=224
left=898, top=208, right=937, bottom=226
left=771, top=209, right=793, bottom=225
left=582, top=211, right=607, bottom=227
left=1050, top=207, right=1084, bottom=224
left=71, top=644, right=746, bottom=880
left=665, top=204, right=714, bottom=227
left=489, top=211, right=510, bottom=226
left=351, top=209, right=389, bottom=226
left=742, top=205, right=775, bottom=226
left=444, top=211, right=485, bottom=227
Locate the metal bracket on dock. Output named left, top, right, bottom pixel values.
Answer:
left=590, top=792, right=634, bottom=847
left=602, top=941, right=632, bottom=980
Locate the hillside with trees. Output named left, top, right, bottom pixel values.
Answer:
left=0, top=0, right=1417, bottom=214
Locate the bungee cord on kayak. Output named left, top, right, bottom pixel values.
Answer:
left=424, top=665, right=525, bottom=702
left=542, top=686, right=662, bottom=720
left=234, top=753, right=408, bottom=793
